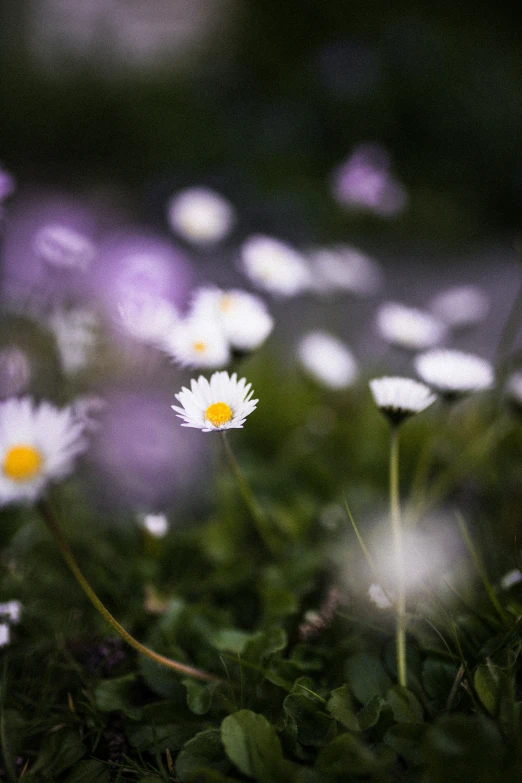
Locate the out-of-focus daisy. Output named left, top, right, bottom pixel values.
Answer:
left=34, top=223, right=96, bottom=271
left=0, top=347, right=31, bottom=398
left=139, top=512, right=169, bottom=538
left=48, top=308, right=98, bottom=374
left=240, top=235, right=312, bottom=297
left=173, top=371, right=257, bottom=432
left=376, top=302, right=447, bottom=351
left=0, top=600, right=22, bottom=624
left=161, top=314, right=230, bottom=368
left=414, top=349, right=494, bottom=396
left=500, top=568, right=522, bottom=591
left=369, top=376, right=436, bottom=426
left=309, top=244, right=383, bottom=296
left=167, top=187, right=235, bottom=245
left=118, top=294, right=179, bottom=345
left=368, top=583, right=392, bottom=609
left=0, top=397, right=87, bottom=506
left=190, top=287, right=273, bottom=352
left=298, top=331, right=358, bottom=389
left=0, top=624, right=9, bottom=647
left=331, top=144, right=407, bottom=217
left=430, top=285, right=489, bottom=329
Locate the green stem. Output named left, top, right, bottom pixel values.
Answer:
left=390, top=427, right=407, bottom=687
left=221, top=431, right=278, bottom=555
left=39, top=501, right=223, bottom=684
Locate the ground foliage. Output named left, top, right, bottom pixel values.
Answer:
left=1, top=355, right=522, bottom=781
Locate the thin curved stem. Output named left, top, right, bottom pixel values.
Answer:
left=221, top=432, right=279, bottom=555
left=390, top=427, right=407, bottom=687
left=39, top=500, right=223, bottom=684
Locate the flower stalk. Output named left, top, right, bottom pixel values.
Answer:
left=389, top=427, right=407, bottom=687
left=39, top=500, right=223, bottom=684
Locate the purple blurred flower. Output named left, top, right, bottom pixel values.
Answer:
left=331, top=143, right=407, bottom=217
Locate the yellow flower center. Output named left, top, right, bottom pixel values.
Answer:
left=193, top=341, right=206, bottom=353
left=3, top=444, right=43, bottom=482
left=219, top=294, right=234, bottom=313
left=205, top=402, right=233, bottom=427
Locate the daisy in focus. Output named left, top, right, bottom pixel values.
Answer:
left=190, top=287, right=274, bottom=352
left=240, top=235, right=312, bottom=297
left=414, top=349, right=494, bottom=396
left=376, top=302, right=447, bottom=351
left=0, top=398, right=87, bottom=506
left=369, top=376, right=436, bottom=425
left=172, top=371, right=258, bottom=432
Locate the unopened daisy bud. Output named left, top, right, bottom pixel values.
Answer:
left=368, top=583, right=392, bottom=609
left=34, top=224, right=96, bottom=271
left=376, top=302, right=447, bottom=351
left=140, top=512, right=169, bottom=538
left=431, top=285, right=489, bottom=329
left=0, top=600, right=22, bottom=624
left=190, top=288, right=273, bottom=352
left=167, top=187, right=235, bottom=245
left=162, top=314, right=230, bottom=368
left=369, top=376, right=436, bottom=426
left=309, top=245, right=383, bottom=296
left=240, top=235, right=312, bottom=297
left=0, top=397, right=87, bottom=506
left=298, top=331, right=358, bottom=389
left=172, top=371, right=257, bottom=432
left=414, top=349, right=494, bottom=397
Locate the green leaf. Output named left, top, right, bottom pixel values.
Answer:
left=422, top=658, right=460, bottom=709
left=63, top=759, right=111, bottom=783
left=387, top=685, right=424, bottom=723
left=327, top=685, right=359, bottom=731
left=94, top=674, right=141, bottom=719
left=345, top=654, right=392, bottom=705
left=357, top=695, right=386, bottom=731
left=384, top=723, right=427, bottom=766
left=210, top=627, right=253, bottom=654
left=34, top=730, right=86, bottom=777
left=127, top=722, right=201, bottom=752
left=221, top=709, right=289, bottom=782
left=242, top=627, right=287, bottom=665
left=474, top=664, right=500, bottom=716
left=315, top=733, right=377, bottom=776
left=283, top=693, right=336, bottom=747
left=176, top=729, right=231, bottom=782
left=183, top=678, right=212, bottom=715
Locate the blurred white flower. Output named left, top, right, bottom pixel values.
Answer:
left=190, top=287, right=273, bottom=352
left=331, top=144, right=407, bottom=217
left=161, top=313, right=230, bottom=368
left=240, top=235, right=312, bottom=297
left=505, top=372, right=522, bottom=411
left=0, top=623, right=9, bottom=647
left=49, top=308, right=98, bottom=374
left=167, top=187, right=235, bottom=245
left=118, top=294, right=179, bottom=344
left=298, top=331, right=358, bottom=390
left=309, top=245, right=383, bottom=296
left=369, top=376, right=436, bottom=425
left=368, top=583, right=392, bottom=609
left=376, top=302, right=447, bottom=351
left=71, top=395, right=107, bottom=433
left=173, top=371, right=257, bottom=432
left=500, top=568, right=522, bottom=590
left=0, top=347, right=31, bottom=398
left=430, top=285, right=489, bottom=329
left=0, top=600, right=22, bottom=624
left=140, top=512, right=169, bottom=538
left=414, top=349, right=494, bottom=396
left=0, top=397, right=87, bottom=506
left=34, top=223, right=96, bottom=271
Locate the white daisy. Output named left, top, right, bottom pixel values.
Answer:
left=0, top=624, right=9, bottom=647
left=376, top=302, right=447, bottom=351
left=34, top=224, right=96, bottom=271
left=414, top=349, right=494, bottom=396
left=167, top=187, right=235, bottom=245
left=190, top=287, right=273, bottom=352
left=240, top=235, right=312, bottom=297
left=161, top=313, right=230, bottom=368
left=118, top=294, right=179, bottom=344
left=369, top=376, right=436, bottom=425
left=172, top=371, right=258, bottom=432
left=0, top=397, right=87, bottom=506
left=0, top=600, right=22, bottom=624
left=139, top=512, right=169, bottom=538
left=500, top=568, right=522, bottom=591
left=309, top=245, right=383, bottom=296
left=48, top=308, right=98, bottom=375
left=298, top=331, right=358, bottom=389
left=368, top=583, right=392, bottom=609
left=430, top=285, right=489, bottom=329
